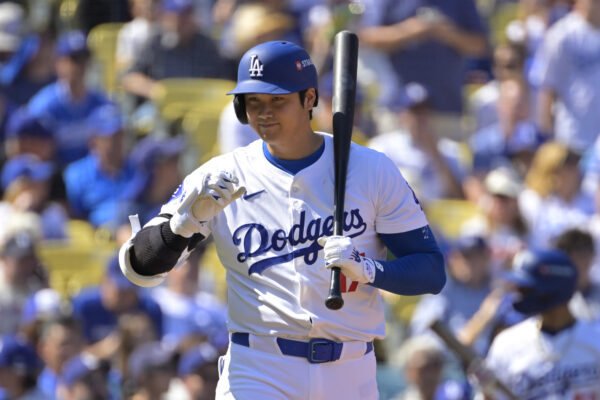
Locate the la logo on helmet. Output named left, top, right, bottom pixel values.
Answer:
left=249, top=54, right=263, bottom=77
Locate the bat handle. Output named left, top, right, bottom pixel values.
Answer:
left=325, top=266, right=344, bottom=310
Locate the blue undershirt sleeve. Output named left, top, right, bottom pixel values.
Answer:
left=369, top=225, right=446, bottom=295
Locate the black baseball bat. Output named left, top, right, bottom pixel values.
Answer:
left=325, top=31, right=359, bottom=310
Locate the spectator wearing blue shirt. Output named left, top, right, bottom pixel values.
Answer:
left=56, top=353, right=112, bottom=400
left=358, top=0, right=488, bottom=141
left=37, top=316, right=84, bottom=399
left=0, top=334, right=44, bottom=400
left=149, top=248, right=228, bottom=350
left=71, top=256, right=162, bottom=345
left=28, top=30, right=110, bottom=165
left=4, top=108, right=56, bottom=162
left=122, top=136, right=185, bottom=226
left=63, top=103, right=136, bottom=229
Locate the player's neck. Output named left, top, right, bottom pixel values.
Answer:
left=265, top=129, right=323, bottom=160
left=539, top=304, right=576, bottom=335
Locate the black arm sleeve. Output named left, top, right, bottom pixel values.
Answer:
left=130, top=215, right=206, bottom=276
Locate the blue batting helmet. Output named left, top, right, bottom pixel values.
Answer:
left=504, top=249, right=577, bottom=315
left=228, top=41, right=318, bottom=124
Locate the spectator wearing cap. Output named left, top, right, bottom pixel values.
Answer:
left=480, top=167, right=529, bottom=269
left=0, top=154, right=68, bottom=239
left=0, top=230, right=46, bottom=335
left=520, top=141, right=593, bottom=249
left=56, top=353, right=111, bottom=400
left=149, top=248, right=228, bottom=350
left=28, top=30, right=111, bottom=165
left=36, top=316, right=83, bottom=398
left=166, top=343, right=219, bottom=400
left=128, top=341, right=174, bottom=400
left=368, top=83, right=467, bottom=204
left=4, top=108, right=55, bottom=162
left=0, top=334, right=44, bottom=400
left=63, top=103, right=136, bottom=229
left=410, top=233, right=496, bottom=355
left=71, top=256, right=162, bottom=346
left=121, top=0, right=233, bottom=102
left=122, top=135, right=184, bottom=225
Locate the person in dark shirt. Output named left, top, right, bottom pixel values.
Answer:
left=121, top=0, right=234, bottom=101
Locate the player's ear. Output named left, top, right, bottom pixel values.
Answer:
left=303, top=88, right=318, bottom=110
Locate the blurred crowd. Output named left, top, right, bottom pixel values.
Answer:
left=0, top=0, right=599, bottom=399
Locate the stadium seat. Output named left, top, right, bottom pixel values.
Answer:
left=38, top=220, right=117, bottom=297
left=425, top=199, right=483, bottom=239
left=154, top=78, right=236, bottom=122
left=87, top=22, right=125, bottom=93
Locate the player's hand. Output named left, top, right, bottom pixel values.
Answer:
left=191, top=171, right=246, bottom=222
left=169, top=187, right=207, bottom=238
left=317, top=236, right=378, bottom=284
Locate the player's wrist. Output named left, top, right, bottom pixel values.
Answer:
left=361, top=257, right=377, bottom=284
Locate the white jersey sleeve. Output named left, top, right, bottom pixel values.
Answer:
left=371, top=152, right=428, bottom=234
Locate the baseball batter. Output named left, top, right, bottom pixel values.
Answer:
left=484, top=249, right=600, bottom=400
left=118, top=41, right=446, bottom=399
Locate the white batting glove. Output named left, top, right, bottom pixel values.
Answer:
left=169, top=187, right=207, bottom=238
left=191, top=171, right=246, bottom=222
left=170, top=171, right=245, bottom=238
left=317, top=236, right=378, bottom=284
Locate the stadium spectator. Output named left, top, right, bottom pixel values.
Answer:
left=0, top=2, right=25, bottom=67
left=169, top=343, right=220, bottom=400
left=127, top=341, right=175, bottom=400
left=122, top=135, right=185, bottom=225
left=116, top=0, right=159, bottom=72
left=0, top=334, right=44, bottom=400
left=1, top=30, right=57, bottom=106
left=0, top=230, right=46, bottom=335
left=149, top=248, right=228, bottom=349
left=0, top=154, right=68, bottom=240
left=70, top=256, right=162, bottom=346
left=56, top=353, right=111, bottom=400
left=36, top=316, right=84, bottom=398
left=358, top=0, right=488, bottom=141
left=28, top=30, right=111, bottom=166
left=410, top=233, right=495, bottom=355
left=62, top=103, right=136, bottom=229
left=469, top=78, right=541, bottom=176
left=368, top=83, right=466, bottom=204
left=468, top=42, right=527, bottom=133
left=520, top=142, right=593, bottom=249
left=121, top=0, right=233, bottom=101
left=555, top=228, right=600, bottom=321
left=4, top=108, right=56, bottom=162
left=535, top=0, right=600, bottom=153
left=390, top=335, right=470, bottom=400
left=480, top=167, right=529, bottom=269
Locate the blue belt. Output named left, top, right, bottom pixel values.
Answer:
left=231, top=332, right=374, bottom=364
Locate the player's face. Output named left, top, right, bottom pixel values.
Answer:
left=244, top=92, right=312, bottom=144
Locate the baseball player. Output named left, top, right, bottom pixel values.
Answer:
left=118, top=41, right=446, bottom=399
left=483, top=249, right=600, bottom=399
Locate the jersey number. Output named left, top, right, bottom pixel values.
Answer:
left=340, top=272, right=358, bottom=293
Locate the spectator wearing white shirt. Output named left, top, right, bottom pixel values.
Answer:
left=535, top=0, right=600, bottom=153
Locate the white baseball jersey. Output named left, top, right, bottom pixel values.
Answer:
left=485, top=317, right=600, bottom=399
left=160, top=133, right=427, bottom=342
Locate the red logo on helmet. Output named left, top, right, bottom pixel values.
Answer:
left=295, top=61, right=302, bottom=71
